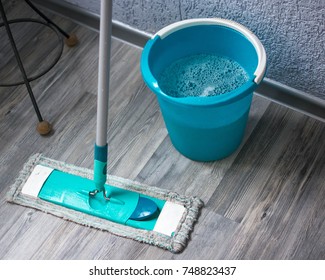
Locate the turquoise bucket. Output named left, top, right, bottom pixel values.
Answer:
left=141, top=18, right=266, bottom=161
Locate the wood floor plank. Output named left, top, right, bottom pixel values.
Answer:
left=222, top=151, right=325, bottom=259
left=214, top=114, right=325, bottom=259
left=206, top=104, right=305, bottom=220
left=174, top=209, right=240, bottom=260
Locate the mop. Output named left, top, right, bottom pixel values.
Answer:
left=6, top=0, right=203, bottom=253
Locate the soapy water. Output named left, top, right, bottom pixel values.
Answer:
left=158, top=54, right=250, bottom=98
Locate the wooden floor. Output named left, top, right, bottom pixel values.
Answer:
left=0, top=0, right=324, bottom=260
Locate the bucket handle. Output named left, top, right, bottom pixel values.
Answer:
left=154, top=18, right=266, bottom=84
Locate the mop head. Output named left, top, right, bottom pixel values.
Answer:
left=7, top=154, right=203, bottom=253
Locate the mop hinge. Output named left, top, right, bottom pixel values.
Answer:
left=89, top=189, right=111, bottom=201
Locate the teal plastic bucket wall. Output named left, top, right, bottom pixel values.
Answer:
left=141, top=20, right=266, bottom=161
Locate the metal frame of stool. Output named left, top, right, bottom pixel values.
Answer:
left=0, top=0, right=78, bottom=134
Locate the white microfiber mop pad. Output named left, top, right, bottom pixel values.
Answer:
left=7, top=154, right=203, bottom=253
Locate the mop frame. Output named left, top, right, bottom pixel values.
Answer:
left=7, top=154, right=203, bottom=253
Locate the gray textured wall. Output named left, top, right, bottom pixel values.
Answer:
left=64, top=0, right=325, bottom=100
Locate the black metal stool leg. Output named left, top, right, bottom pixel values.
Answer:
left=0, top=1, right=52, bottom=135
left=25, top=0, right=78, bottom=47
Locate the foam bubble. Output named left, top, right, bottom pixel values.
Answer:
left=157, top=54, right=249, bottom=98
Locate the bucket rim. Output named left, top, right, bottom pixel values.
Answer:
left=154, top=18, right=266, bottom=84
left=141, top=18, right=266, bottom=107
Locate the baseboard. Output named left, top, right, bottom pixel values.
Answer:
left=255, top=78, right=325, bottom=122
left=32, top=0, right=325, bottom=122
left=32, top=0, right=151, bottom=48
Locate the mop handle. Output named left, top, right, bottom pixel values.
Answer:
left=94, top=0, right=113, bottom=192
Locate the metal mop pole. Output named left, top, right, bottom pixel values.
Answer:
left=93, top=0, right=112, bottom=195
left=90, top=1, right=158, bottom=219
